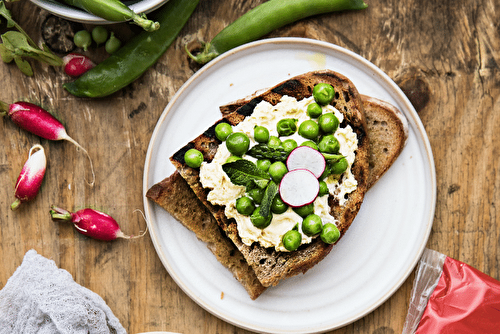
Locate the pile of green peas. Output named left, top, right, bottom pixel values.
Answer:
left=184, top=83, right=345, bottom=252
left=73, top=26, right=122, bottom=54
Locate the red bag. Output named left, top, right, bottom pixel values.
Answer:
left=402, top=249, right=500, bottom=333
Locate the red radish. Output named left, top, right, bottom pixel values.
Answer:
left=0, top=100, right=95, bottom=186
left=286, top=146, right=326, bottom=178
left=62, top=53, right=95, bottom=77
left=50, top=205, right=147, bottom=241
left=279, top=169, right=320, bottom=207
left=11, top=144, right=46, bottom=210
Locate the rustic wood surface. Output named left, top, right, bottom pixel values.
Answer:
left=0, top=0, right=499, bottom=333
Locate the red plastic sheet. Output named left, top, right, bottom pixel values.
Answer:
left=414, top=255, right=500, bottom=333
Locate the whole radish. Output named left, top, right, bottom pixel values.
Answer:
left=0, top=100, right=95, bottom=185
left=62, top=53, right=95, bottom=77
left=11, top=144, right=46, bottom=210
left=50, top=205, right=147, bottom=241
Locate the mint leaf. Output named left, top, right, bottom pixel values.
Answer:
left=222, top=159, right=270, bottom=189
left=259, top=181, right=278, bottom=218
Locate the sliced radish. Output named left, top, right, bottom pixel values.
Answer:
left=286, top=146, right=325, bottom=178
left=279, top=169, right=319, bottom=207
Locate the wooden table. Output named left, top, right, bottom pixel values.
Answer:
left=1, top=0, right=498, bottom=333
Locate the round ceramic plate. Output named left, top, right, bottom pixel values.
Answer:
left=143, top=38, right=436, bottom=333
left=31, top=0, right=168, bottom=24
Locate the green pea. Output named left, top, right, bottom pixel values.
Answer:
left=268, top=161, right=287, bottom=183
left=307, top=102, right=323, bottom=118
left=282, top=229, right=301, bottom=251
left=302, top=214, right=323, bottom=236
left=253, top=125, right=269, bottom=143
left=248, top=187, right=265, bottom=204
left=74, top=30, right=92, bottom=51
left=91, top=26, right=109, bottom=45
left=321, top=223, right=340, bottom=244
left=293, top=203, right=314, bottom=217
left=225, top=155, right=242, bottom=163
left=184, top=148, right=203, bottom=168
left=256, top=159, right=271, bottom=172
left=271, top=195, right=288, bottom=214
left=318, top=181, right=329, bottom=196
left=276, top=118, right=297, bottom=136
left=318, top=135, right=340, bottom=154
left=268, top=136, right=282, bottom=149
left=226, top=132, right=250, bottom=156
left=105, top=32, right=122, bottom=54
left=236, top=196, right=255, bottom=216
left=298, top=120, right=319, bottom=140
left=300, top=140, right=318, bottom=150
left=250, top=207, right=273, bottom=229
left=215, top=122, right=233, bottom=141
left=318, top=113, right=339, bottom=134
left=313, top=83, right=335, bottom=105
left=282, top=139, right=298, bottom=153
left=330, top=157, right=348, bottom=175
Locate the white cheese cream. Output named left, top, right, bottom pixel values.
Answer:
left=199, top=95, right=358, bottom=251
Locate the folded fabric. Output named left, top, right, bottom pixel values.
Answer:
left=0, top=249, right=126, bottom=334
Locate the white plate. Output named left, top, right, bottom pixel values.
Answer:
left=31, top=0, right=168, bottom=24
left=143, top=38, right=436, bottom=333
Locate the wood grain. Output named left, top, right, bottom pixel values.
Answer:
left=0, top=0, right=498, bottom=333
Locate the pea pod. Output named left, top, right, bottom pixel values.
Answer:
left=62, top=0, right=159, bottom=32
left=187, top=0, right=368, bottom=64
left=63, top=0, right=199, bottom=98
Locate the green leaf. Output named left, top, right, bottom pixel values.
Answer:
left=14, top=56, right=33, bottom=76
left=321, top=153, right=344, bottom=162
left=246, top=143, right=289, bottom=161
left=222, top=159, right=270, bottom=189
left=0, top=44, right=14, bottom=63
left=259, top=181, right=278, bottom=218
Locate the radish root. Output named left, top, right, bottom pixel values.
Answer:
left=116, top=209, right=149, bottom=240
left=64, top=135, right=95, bottom=187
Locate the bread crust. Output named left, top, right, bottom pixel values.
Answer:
left=170, top=70, right=370, bottom=287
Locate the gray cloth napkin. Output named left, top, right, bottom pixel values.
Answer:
left=0, top=249, right=126, bottom=334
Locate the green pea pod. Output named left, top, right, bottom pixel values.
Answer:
left=62, top=0, right=160, bottom=32
left=187, top=0, right=368, bottom=64
left=63, top=0, right=199, bottom=98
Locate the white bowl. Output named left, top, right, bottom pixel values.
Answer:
left=31, top=0, right=169, bottom=24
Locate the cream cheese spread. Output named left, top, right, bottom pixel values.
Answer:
left=199, top=95, right=358, bottom=251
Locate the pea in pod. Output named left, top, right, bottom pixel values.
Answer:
left=64, top=0, right=199, bottom=98
left=187, top=0, right=368, bottom=64
left=62, top=0, right=159, bottom=32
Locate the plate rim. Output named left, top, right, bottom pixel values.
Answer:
left=142, top=37, right=436, bottom=333
left=30, top=0, right=169, bottom=24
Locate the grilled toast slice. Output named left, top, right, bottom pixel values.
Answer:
left=146, top=93, right=408, bottom=299
left=168, top=70, right=370, bottom=287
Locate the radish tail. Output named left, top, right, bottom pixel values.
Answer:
left=115, top=209, right=149, bottom=239
left=63, top=135, right=95, bottom=187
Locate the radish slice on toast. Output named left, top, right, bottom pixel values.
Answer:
left=286, top=146, right=325, bottom=178
left=279, top=169, right=319, bottom=207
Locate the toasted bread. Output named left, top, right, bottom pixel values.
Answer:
left=146, top=171, right=266, bottom=299
left=168, top=70, right=370, bottom=287
left=361, top=95, right=409, bottom=188
left=146, top=92, right=408, bottom=299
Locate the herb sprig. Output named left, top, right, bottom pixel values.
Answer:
left=0, top=1, right=63, bottom=76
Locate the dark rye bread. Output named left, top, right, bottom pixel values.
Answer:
left=361, top=95, right=409, bottom=188
left=146, top=171, right=266, bottom=300
left=169, top=70, right=370, bottom=287
left=146, top=94, right=408, bottom=299
left=221, top=94, right=409, bottom=189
